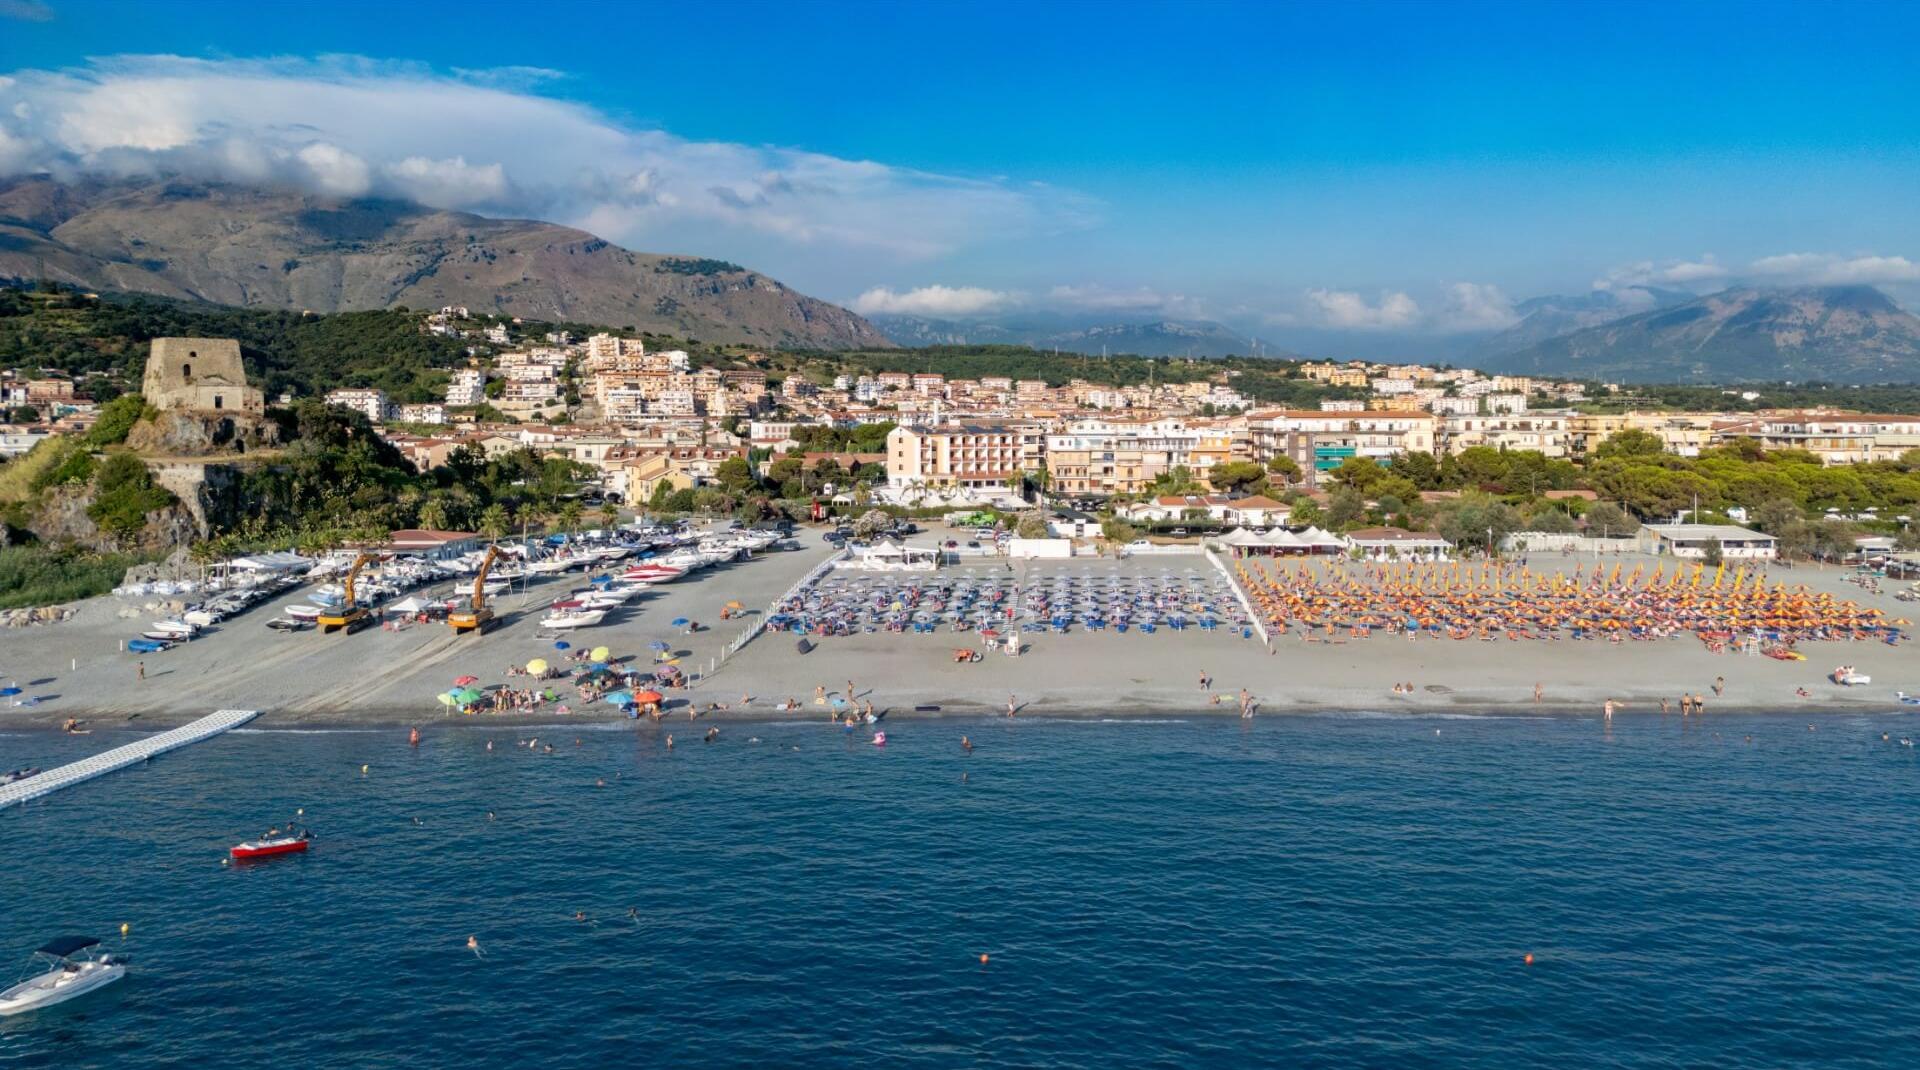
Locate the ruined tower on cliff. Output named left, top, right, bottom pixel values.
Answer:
left=142, top=338, right=264, bottom=415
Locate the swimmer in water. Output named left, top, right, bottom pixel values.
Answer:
left=487, top=811, right=496, bottom=821
left=409, top=727, right=421, bottom=746
left=574, top=911, right=588, bottom=923
left=705, top=727, right=719, bottom=743
left=666, top=734, right=674, bottom=750
left=467, top=935, right=485, bottom=958
left=628, top=907, right=640, bottom=925
left=486, top=740, right=494, bottom=752
left=595, top=778, right=605, bottom=788
left=961, top=735, right=973, bottom=754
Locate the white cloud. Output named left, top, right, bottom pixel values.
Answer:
left=293, top=142, right=371, bottom=196
left=383, top=155, right=509, bottom=206
left=850, top=285, right=1017, bottom=317
left=0, top=54, right=1093, bottom=263
left=1433, top=282, right=1518, bottom=332
left=1305, top=288, right=1421, bottom=330
left=1046, top=284, right=1209, bottom=319
left=1747, top=252, right=1920, bottom=285
left=1594, top=256, right=1729, bottom=291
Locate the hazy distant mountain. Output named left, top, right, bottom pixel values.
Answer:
left=1485, top=287, right=1696, bottom=353
left=0, top=174, right=891, bottom=349
left=1477, top=285, right=1920, bottom=383
left=869, top=313, right=1279, bottom=358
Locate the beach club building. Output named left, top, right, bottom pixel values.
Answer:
left=1637, top=523, right=1777, bottom=560
left=1344, top=527, right=1453, bottom=560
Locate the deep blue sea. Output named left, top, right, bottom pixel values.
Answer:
left=2, top=711, right=1918, bottom=1068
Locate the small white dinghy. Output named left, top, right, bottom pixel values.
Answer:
left=0, top=937, right=125, bottom=1017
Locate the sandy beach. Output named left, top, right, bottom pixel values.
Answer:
left=1, top=535, right=1916, bottom=734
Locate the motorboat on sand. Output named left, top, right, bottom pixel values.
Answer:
left=0, top=937, right=126, bottom=1016
left=541, top=607, right=607, bottom=629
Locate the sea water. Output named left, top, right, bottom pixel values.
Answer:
left=2, top=713, right=1917, bottom=1068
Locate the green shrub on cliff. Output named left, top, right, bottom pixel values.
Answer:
left=86, top=453, right=176, bottom=545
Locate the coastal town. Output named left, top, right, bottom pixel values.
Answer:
left=1, top=302, right=1917, bottom=731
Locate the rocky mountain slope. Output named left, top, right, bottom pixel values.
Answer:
left=1475, top=285, right=1920, bottom=383
left=1484, top=287, right=1696, bottom=354
left=0, top=175, right=891, bottom=350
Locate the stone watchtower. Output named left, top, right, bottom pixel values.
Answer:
left=142, top=338, right=264, bottom=415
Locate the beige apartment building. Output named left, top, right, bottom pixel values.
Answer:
left=886, top=423, right=1025, bottom=490
left=1711, top=412, right=1920, bottom=465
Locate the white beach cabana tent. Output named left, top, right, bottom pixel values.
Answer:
left=1296, top=527, right=1347, bottom=554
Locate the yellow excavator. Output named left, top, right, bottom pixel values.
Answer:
left=449, top=546, right=499, bottom=635
left=317, top=553, right=378, bottom=635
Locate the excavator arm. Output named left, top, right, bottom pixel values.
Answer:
left=343, top=553, right=377, bottom=607
left=472, top=546, right=499, bottom=612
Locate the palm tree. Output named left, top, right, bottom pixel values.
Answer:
left=418, top=498, right=451, bottom=532
left=557, top=500, right=584, bottom=534
left=478, top=504, right=510, bottom=542
left=599, top=501, right=621, bottom=530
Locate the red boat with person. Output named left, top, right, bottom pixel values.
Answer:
left=230, top=826, right=312, bottom=860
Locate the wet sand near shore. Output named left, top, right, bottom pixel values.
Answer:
left=2, top=540, right=1916, bottom=733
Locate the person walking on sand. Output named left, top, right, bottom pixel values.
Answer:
left=1533, top=682, right=1543, bottom=704
left=1199, top=670, right=1211, bottom=691
left=846, top=679, right=857, bottom=703
left=1713, top=676, right=1725, bottom=697
left=1006, top=693, right=1017, bottom=718
left=1603, top=699, right=1615, bottom=720
left=136, top=661, right=145, bottom=682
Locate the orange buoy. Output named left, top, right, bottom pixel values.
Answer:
left=1524, top=953, right=1534, bottom=966
left=979, top=953, right=989, bottom=965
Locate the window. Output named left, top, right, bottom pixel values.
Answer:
left=182, top=364, right=192, bottom=379
left=213, top=395, right=224, bottom=410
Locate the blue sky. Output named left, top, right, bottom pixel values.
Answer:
left=4, top=0, right=1920, bottom=348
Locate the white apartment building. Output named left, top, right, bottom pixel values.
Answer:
left=326, top=388, right=392, bottom=423
left=397, top=403, right=446, bottom=425
left=445, top=368, right=487, bottom=406
left=651, top=390, right=698, bottom=417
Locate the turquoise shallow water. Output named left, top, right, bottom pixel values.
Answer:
left=2, top=712, right=1918, bottom=1068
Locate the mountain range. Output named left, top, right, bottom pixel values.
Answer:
left=868, top=312, right=1283, bottom=358
left=1474, top=285, right=1920, bottom=384
left=0, top=175, right=891, bottom=350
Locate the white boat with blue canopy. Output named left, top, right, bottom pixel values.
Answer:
left=0, top=936, right=126, bottom=1016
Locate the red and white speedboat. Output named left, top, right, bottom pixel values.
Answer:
left=230, top=834, right=310, bottom=860
left=623, top=564, right=685, bottom=584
